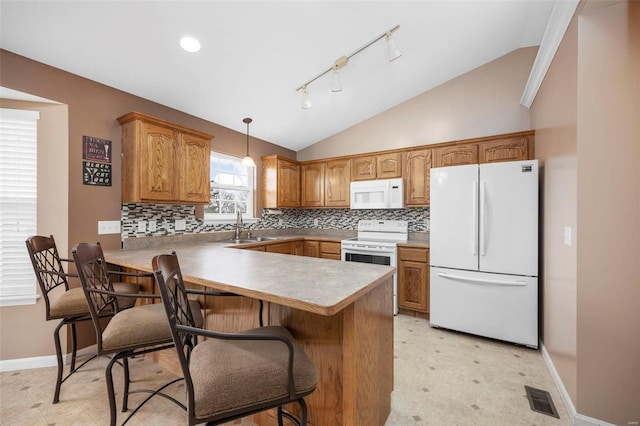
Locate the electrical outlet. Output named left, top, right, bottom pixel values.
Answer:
left=148, top=220, right=157, bottom=232
left=313, top=218, right=319, bottom=226
left=137, top=221, right=146, bottom=233
left=175, top=219, right=186, bottom=231
left=98, top=220, right=121, bottom=235
left=278, top=219, right=284, bottom=226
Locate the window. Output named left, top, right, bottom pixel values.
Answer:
left=204, top=152, right=255, bottom=221
left=0, top=108, right=39, bottom=306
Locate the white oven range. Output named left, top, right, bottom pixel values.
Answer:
left=341, top=220, right=408, bottom=315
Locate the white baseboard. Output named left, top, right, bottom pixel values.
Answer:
left=0, top=354, right=58, bottom=372
left=540, top=342, right=617, bottom=426
left=0, top=346, right=97, bottom=372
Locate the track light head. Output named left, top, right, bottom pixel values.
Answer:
left=386, top=31, right=402, bottom=61
left=301, top=86, right=312, bottom=109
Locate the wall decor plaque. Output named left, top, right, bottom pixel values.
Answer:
left=83, top=136, right=111, bottom=163
left=83, top=161, right=112, bottom=186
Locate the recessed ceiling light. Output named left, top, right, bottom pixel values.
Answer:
left=180, top=36, right=201, bottom=53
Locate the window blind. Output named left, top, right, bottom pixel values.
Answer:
left=0, top=108, right=39, bottom=306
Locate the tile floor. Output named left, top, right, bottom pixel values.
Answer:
left=0, top=315, right=572, bottom=425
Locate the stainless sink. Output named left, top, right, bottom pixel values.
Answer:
left=228, top=237, right=277, bottom=244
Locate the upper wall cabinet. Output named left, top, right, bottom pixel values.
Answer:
left=325, top=159, right=350, bottom=207
left=301, top=162, right=325, bottom=207
left=403, top=149, right=432, bottom=206
left=118, top=112, right=212, bottom=204
left=432, top=144, right=478, bottom=168
left=351, top=153, right=402, bottom=181
left=478, top=135, right=533, bottom=164
left=262, top=155, right=300, bottom=208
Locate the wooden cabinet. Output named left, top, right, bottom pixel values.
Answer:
left=118, top=112, right=212, bottom=204
left=377, top=152, right=402, bottom=179
left=397, top=246, right=429, bottom=313
left=403, top=149, right=432, bottom=207
left=351, top=153, right=402, bottom=181
left=319, top=241, right=341, bottom=260
left=301, top=163, right=325, bottom=207
left=266, top=242, right=295, bottom=254
left=478, top=135, right=532, bottom=164
left=262, top=155, right=300, bottom=208
left=433, top=144, right=478, bottom=168
left=304, top=241, right=320, bottom=257
left=351, top=156, right=376, bottom=181
left=325, top=160, right=350, bottom=207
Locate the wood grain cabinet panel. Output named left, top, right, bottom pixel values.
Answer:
left=397, top=247, right=429, bottom=313
left=433, top=144, right=478, bottom=168
left=301, top=163, right=325, bottom=207
left=262, top=155, right=300, bottom=208
left=118, top=112, right=213, bottom=204
left=403, top=149, right=432, bottom=206
left=376, top=152, right=402, bottom=179
left=179, top=133, right=211, bottom=203
left=351, top=153, right=401, bottom=181
left=320, top=241, right=342, bottom=260
left=478, top=136, right=532, bottom=164
left=325, top=160, right=350, bottom=207
left=304, top=241, right=320, bottom=257
left=351, top=156, right=377, bottom=181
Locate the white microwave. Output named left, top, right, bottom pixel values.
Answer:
left=350, top=178, right=404, bottom=209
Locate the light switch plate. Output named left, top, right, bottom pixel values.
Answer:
left=137, top=221, right=146, bottom=233
left=563, top=226, right=572, bottom=246
left=98, top=220, right=121, bottom=235
left=148, top=220, right=157, bottom=232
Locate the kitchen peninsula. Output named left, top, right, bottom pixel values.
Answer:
left=104, top=239, right=396, bottom=426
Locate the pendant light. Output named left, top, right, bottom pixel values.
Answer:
left=241, top=117, right=256, bottom=168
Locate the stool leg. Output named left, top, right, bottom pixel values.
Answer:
left=106, top=355, right=119, bottom=426
left=52, top=320, right=66, bottom=404
left=69, top=322, right=78, bottom=372
left=122, top=357, right=130, bottom=412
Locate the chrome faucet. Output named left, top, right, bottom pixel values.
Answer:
left=234, top=209, right=243, bottom=240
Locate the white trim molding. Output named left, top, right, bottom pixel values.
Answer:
left=520, top=0, right=580, bottom=108
left=0, top=354, right=58, bottom=372
left=541, top=342, right=617, bottom=426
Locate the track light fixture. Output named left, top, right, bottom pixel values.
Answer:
left=296, top=25, right=401, bottom=109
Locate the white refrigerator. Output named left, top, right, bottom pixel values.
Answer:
left=429, top=160, right=539, bottom=348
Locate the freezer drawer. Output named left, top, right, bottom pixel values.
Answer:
left=429, top=267, right=538, bottom=348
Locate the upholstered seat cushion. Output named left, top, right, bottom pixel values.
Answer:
left=48, top=282, right=141, bottom=318
left=101, top=300, right=202, bottom=353
left=189, top=325, right=318, bottom=420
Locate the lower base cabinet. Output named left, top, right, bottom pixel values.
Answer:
left=397, top=246, right=429, bottom=314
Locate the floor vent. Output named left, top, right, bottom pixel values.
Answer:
left=525, top=385, right=559, bottom=418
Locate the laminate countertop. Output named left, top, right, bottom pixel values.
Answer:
left=104, top=240, right=395, bottom=317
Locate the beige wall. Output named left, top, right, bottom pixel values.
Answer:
left=575, top=1, right=639, bottom=423
left=0, top=100, right=70, bottom=360
left=0, top=49, right=295, bottom=362
left=532, top=1, right=640, bottom=424
left=530, top=15, right=579, bottom=406
left=297, top=47, right=536, bottom=161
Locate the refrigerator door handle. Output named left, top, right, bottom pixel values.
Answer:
left=438, top=272, right=527, bottom=286
left=472, top=181, right=478, bottom=255
left=480, top=181, right=487, bottom=256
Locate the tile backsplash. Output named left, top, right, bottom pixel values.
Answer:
left=122, top=203, right=429, bottom=238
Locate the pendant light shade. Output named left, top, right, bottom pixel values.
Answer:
left=241, top=117, right=256, bottom=168
left=331, top=66, right=343, bottom=92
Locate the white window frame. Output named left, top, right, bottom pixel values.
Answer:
left=0, top=108, right=40, bottom=306
left=204, top=151, right=256, bottom=223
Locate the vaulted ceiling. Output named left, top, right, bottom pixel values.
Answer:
left=0, top=1, right=555, bottom=151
